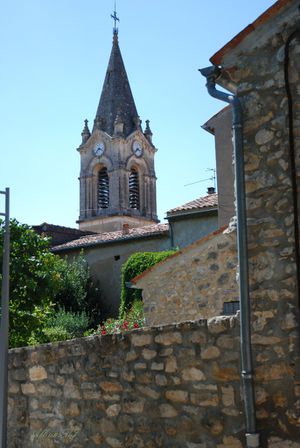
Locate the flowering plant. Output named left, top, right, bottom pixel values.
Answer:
left=95, top=300, right=144, bottom=336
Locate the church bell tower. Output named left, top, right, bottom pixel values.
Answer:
left=77, top=17, right=158, bottom=233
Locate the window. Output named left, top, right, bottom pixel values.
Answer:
left=129, top=169, right=139, bottom=209
left=98, top=167, right=109, bottom=209
left=223, top=301, right=240, bottom=315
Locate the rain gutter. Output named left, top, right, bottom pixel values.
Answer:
left=199, top=66, right=259, bottom=448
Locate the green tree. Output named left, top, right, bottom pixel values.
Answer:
left=54, top=254, right=89, bottom=313
left=0, top=220, right=109, bottom=347
left=0, top=219, right=63, bottom=347
left=53, top=254, right=108, bottom=328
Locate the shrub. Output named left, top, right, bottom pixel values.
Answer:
left=54, top=255, right=89, bottom=313
left=55, top=254, right=109, bottom=327
left=28, top=308, right=91, bottom=345
left=95, top=300, right=144, bottom=336
left=46, top=308, right=90, bottom=339
left=119, top=250, right=176, bottom=318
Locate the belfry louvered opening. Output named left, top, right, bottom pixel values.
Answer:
left=129, top=169, right=140, bottom=209
left=98, top=167, right=109, bottom=209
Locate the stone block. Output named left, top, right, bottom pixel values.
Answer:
left=106, top=404, right=121, bottom=417
left=159, top=403, right=178, bottom=418
left=29, top=366, right=47, bottom=381
left=21, top=383, right=36, bottom=395
left=154, top=332, right=182, bottom=345
left=136, top=385, right=160, bottom=399
left=123, top=399, right=145, bottom=414
left=182, top=367, right=206, bottom=381
left=100, top=381, right=123, bottom=393
left=201, top=346, right=220, bottom=360
left=165, top=390, right=188, bottom=403
left=131, top=334, right=152, bottom=347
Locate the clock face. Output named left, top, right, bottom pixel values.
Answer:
left=94, top=143, right=105, bottom=157
left=132, top=141, right=143, bottom=157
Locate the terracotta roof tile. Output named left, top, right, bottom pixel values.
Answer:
left=33, top=222, right=95, bottom=236
left=167, top=193, right=218, bottom=216
left=52, top=223, right=169, bottom=252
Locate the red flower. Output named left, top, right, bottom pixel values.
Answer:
left=122, top=321, right=129, bottom=330
left=133, top=322, right=139, bottom=328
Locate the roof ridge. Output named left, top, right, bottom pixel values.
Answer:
left=167, top=193, right=218, bottom=215
left=52, top=223, right=169, bottom=252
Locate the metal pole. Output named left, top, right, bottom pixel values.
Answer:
left=0, top=188, right=10, bottom=448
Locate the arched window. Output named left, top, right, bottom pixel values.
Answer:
left=129, top=169, right=139, bottom=209
left=98, top=167, right=109, bottom=209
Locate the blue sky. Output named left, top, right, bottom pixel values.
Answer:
left=0, top=0, right=275, bottom=227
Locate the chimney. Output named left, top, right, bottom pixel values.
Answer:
left=207, top=187, right=215, bottom=194
left=122, top=223, right=129, bottom=235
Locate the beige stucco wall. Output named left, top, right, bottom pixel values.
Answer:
left=168, top=211, right=218, bottom=249
left=204, top=107, right=235, bottom=228
left=133, top=227, right=238, bottom=326
left=62, top=234, right=171, bottom=317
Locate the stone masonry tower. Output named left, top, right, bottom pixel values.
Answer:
left=77, top=26, right=158, bottom=233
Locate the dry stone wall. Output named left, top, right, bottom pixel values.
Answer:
left=8, top=317, right=244, bottom=448
left=133, top=227, right=238, bottom=327
left=7, top=315, right=300, bottom=447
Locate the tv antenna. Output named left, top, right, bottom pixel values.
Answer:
left=184, top=168, right=216, bottom=190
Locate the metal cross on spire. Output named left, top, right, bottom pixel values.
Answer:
left=111, top=2, right=120, bottom=34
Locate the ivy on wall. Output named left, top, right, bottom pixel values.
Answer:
left=119, top=250, right=176, bottom=318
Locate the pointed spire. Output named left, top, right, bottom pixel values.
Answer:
left=81, top=119, right=91, bottom=144
left=93, top=25, right=139, bottom=137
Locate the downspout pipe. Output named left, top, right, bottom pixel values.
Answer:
left=199, top=66, right=259, bottom=448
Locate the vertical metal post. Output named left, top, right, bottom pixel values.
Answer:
left=0, top=188, right=10, bottom=448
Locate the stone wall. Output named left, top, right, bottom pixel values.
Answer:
left=208, top=2, right=300, bottom=445
left=132, top=227, right=238, bottom=327
left=8, top=317, right=243, bottom=448
left=8, top=316, right=300, bottom=447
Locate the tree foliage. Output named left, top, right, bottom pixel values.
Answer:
left=0, top=220, right=105, bottom=347
left=53, top=254, right=106, bottom=328
left=0, top=220, right=62, bottom=347
left=119, top=250, right=176, bottom=318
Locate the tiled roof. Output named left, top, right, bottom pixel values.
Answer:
left=33, top=222, right=95, bottom=236
left=166, top=193, right=218, bottom=217
left=52, top=223, right=169, bottom=252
